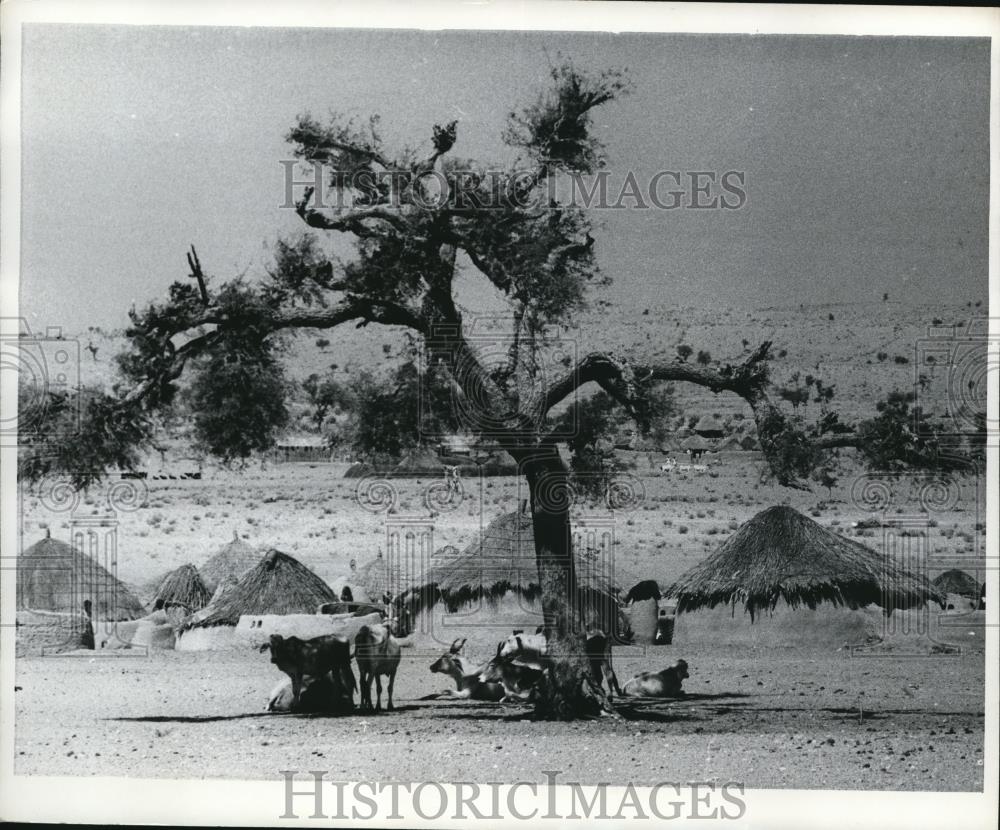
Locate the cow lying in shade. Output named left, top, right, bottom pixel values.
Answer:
left=268, top=673, right=353, bottom=714
left=622, top=660, right=689, bottom=698
left=259, top=633, right=356, bottom=713
left=429, top=638, right=506, bottom=701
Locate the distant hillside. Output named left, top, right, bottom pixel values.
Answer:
left=67, top=299, right=983, bottom=432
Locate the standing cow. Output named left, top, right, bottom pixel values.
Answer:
left=355, top=623, right=401, bottom=712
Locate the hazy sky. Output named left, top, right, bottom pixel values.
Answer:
left=18, top=26, right=991, bottom=329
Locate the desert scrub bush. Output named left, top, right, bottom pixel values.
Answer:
left=706, top=526, right=720, bottom=535
left=728, top=519, right=739, bottom=530
left=696, top=511, right=706, bottom=518
left=678, top=525, right=689, bottom=534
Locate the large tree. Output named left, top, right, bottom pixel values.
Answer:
left=20, top=62, right=959, bottom=717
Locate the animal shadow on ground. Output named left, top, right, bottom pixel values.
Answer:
left=110, top=704, right=423, bottom=724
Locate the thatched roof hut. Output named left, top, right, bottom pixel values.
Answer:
left=343, top=461, right=375, bottom=479
left=693, top=415, right=725, bottom=438
left=208, top=573, right=238, bottom=605
left=932, top=569, right=979, bottom=598
left=187, top=549, right=337, bottom=628
left=354, top=549, right=393, bottom=601
left=152, top=563, right=212, bottom=612
left=680, top=434, right=711, bottom=452
left=401, top=511, right=622, bottom=631
left=392, top=447, right=445, bottom=477
left=17, top=531, right=145, bottom=620
left=199, top=532, right=260, bottom=593
left=665, top=505, right=945, bottom=621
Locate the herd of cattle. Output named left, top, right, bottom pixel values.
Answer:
left=260, top=622, right=689, bottom=715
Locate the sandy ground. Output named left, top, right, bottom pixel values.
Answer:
left=14, top=644, right=985, bottom=791
left=15, top=450, right=988, bottom=793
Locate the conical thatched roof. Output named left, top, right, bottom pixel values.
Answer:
left=665, top=505, right=945, bottom=621
left=188, top=549, right=337, bottom=628
left=208, top=573, right=238, bottom=605
left=199, top=532, right=261, bottom=593
left=343, top=461, right=374, bottom=479
left=680, top=434, right=711, bottom=451
left=932, top=569, right=979, bottom=598
left=17, top=533, right=145, bottom=620
left=152, top=563, right=212, bottom=612
left=355, top=549, right=394, bottom=599
left=401, top=511, right=621, bottom=630
left=392, top=447, right=445, bottom=477
left=693, top=415, right=725, bottom=436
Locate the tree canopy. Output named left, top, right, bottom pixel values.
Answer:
left=18, top=59, right=966, bottom=492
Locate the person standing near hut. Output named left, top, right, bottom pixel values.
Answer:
left=79, top=599, right=95, bottom=650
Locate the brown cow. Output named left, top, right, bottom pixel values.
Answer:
left=354, top=623, right=401, bottom=712
left=259, top=633, right=355, bottom=711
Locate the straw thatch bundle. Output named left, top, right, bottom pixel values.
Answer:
left=152, top=563, right=212, bottom=612
left=665, top=505, right=945, bottom=621
left=402, top=511, right=621, bottom=630
left=199, top=532, right=261, bottom=593
left=187, top=549, right=337, bottom=628
left=932, top=569, right=979, bottom=598
left=17, top=532, right=145, bottom=620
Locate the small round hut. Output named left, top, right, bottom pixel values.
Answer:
left=17, top=531, right=145, bottom=620
left=151, top=563, right=212, bottom=615
left=665, top=505, right=946, bottom=649
left=932, top=569, right=979, bottom=598
left=401, top=510, right=625, bottom=650
left=198, top=532, right=261, bottom=594
left=178, top=549, right=338, bottom=650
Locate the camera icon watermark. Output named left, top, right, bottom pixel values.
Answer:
left=914, top=318, right=997, bottom=447
left=0, top=318, right=81, bottom=447
left=417, top=316, right=578, bottom=442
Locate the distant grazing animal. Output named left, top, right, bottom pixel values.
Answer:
left=429, top=638, right=505, bottom=701
left=354, top=623, right=401, bottom=712
left=622, top=659, right=689, bottom=698
left=660, top=458, right=677, bottom=472
left=259, top=633, right=355, bottom=710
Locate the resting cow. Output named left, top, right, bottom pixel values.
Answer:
left=429, top=638, right=505, bottom=701
left=622, top=659, right=689, bottom=698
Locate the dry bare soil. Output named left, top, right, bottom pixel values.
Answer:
left=15, top=459, right=987, bottom=791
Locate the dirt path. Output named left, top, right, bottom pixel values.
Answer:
left=14, top=648, right=985, bottom=791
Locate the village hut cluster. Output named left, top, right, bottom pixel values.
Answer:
left=15, top=498, right=973, bottom=713
left=14, top=528, right=394, bottom=656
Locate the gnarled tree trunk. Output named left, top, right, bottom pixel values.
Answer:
left=523, top=446, right=615, bottom=719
